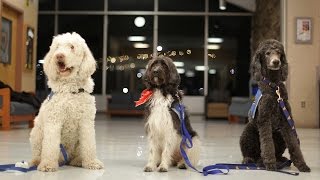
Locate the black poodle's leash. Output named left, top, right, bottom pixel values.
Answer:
left=261, top=78, right=300, bottom=144
left=174, top=100, right=298, bottom=176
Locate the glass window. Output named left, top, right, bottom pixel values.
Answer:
left=58, top=15, right=104, bottom=94
left=207, top=16, right=251, bottom=103
left=209, top=0, right=251, bottom=12
left=108, top=0, right=154, bottom=11
left=159, top=0, right=205, bottom=11
left=39, top=0, right=55, bottom=11
left=58, top=0, right=104, bottom=11
left=158, top=16, right=204, bottom=96
left=107, top=16, right=153, bottom=95
left=36, top=15, right=55, bottom=98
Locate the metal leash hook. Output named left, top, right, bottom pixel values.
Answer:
left=276, top=86, right=283, bottom=102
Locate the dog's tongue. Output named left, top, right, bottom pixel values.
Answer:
left=135, top=89, right=153, bottom=107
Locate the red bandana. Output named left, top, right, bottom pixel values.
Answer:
left=135, top=89, right=153, bottom=107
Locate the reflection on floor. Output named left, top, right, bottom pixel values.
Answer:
left=0, top=113, right=319, bottom=180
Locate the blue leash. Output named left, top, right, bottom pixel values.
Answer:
left=176, top=99, right=299, bottom=176
left=176, top=103, right=229, bottom=176
left=0, top=144, right=68, bottom=172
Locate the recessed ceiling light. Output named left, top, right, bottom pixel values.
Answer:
left=173, top=61, right=184, bottom=67
left=128, top=36, right=146, bottom=42
left=207, top=44, right=221, bottom=50
left=208, top=37, right=224, bottom=43
left=134, top=16, right=145, bottom=27
left=133, top=43, right=149, bottom=49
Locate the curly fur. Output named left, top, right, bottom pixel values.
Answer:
left=240, top=39, right=310, bottom=172
left=143, top=56, right=200, bottom=172
left=29, top=32, right=103, bottom=172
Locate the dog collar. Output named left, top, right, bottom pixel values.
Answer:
left=47, top=88, right=87, bottom=101
left=135, top=89, right=153, bottom=107
left=262, top=77, right=280, bottom=89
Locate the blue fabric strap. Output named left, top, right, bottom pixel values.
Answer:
left=215, top=161, right=299, bottom=176
left=0, top=144, right=68, bottom=173
left=176, top=103, right=229, bottom=176
left=248, top=89, right=263, bottom=119
left=278, top=97, right=300, bottom=145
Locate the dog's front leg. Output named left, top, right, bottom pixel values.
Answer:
left=144, top=136, right=161, bottom=172
left=37, top=121, right=62, bottom=172
left=157, top=135, right=176, bottom=172
left=257, top=120, right=277, bottom=170
left=79, top=118, right=104, bottom=170
left=280, top=120, right=310, bottom=171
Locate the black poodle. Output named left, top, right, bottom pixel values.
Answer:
left=239, top=39, right=310, bottom=172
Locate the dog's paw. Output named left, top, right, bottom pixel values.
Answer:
left=82, top=159, right=104, bottom=170
left=264, top=163, right=277, bottom=171
left=158, top=167, right=168, bottom=172
left=144, top=166, right=154, bottom=172
left=297, top=164, right=311, bottom=172
left=37, top=162, right=58, bottom=172
left=177, top=163, right=187, bottom=169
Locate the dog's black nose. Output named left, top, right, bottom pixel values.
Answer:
left=273, top=60, right=280, bottom=66
left=56, top=53, right=65, bottom=61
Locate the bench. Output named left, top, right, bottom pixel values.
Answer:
left=0, top=88, right=36, bottom=130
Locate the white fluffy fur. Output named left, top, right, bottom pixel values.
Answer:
left=144, top=90, right=200, bottom=172
left=29, top=32, right=103, bottom=172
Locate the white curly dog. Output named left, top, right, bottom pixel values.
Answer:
left=29, top=32, right=104, bottom=172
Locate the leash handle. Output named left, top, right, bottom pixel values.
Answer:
left=0, top=144, right=68, bottom=173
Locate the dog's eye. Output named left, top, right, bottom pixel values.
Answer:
left=265, top=52, right=270, bottom=56
left=70, top=45, right=74, bottom=50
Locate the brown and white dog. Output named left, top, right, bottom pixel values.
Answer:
left=139, top=56, right=200, bottom=172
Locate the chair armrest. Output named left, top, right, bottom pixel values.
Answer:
left=0, top=88, right=10, bottom=115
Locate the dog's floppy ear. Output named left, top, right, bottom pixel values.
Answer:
left=143, top=59, right=154, bottom=89
left=79, top=41, right=96, bottom=78
left=250, top=47, right=263, bottom=81
left=43, top=35, right=59, bottom=80
left=165, top=57, right=181, bottom=87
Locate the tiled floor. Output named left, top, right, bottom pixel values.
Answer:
left=0, top=114, right=319, bottom=180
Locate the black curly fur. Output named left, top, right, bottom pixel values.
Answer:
left=240, top=39, right=310, bottom=172
left=143, top=56, right=197, bottom=137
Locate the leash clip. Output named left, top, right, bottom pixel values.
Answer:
left=276, top=86, right=283, bottom=102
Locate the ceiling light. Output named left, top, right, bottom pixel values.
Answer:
left=219, top=0, right=226, bottom=10
left=195, top=66, right=207, bottom=71
left=173, top=61, right=184, bottom=67
left=207, top=44, right=221, bottom=50
left=134, top=16, right=145, bottom=27
left=186, top=70, right=195, bottom=77
left=177, top=68, right=185, bottom=74
left=123, top=87, right=129, bottom=94
left=157, top=46, right=163, bottom=51
left=133, top=43, right=149, bottom=49
left=128, top=36, right=146, bottom=42
left=208, top=37, right=224, bottom=43
left=209, top=69, right=217, bottom=74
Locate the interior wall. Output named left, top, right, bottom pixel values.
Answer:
left=0, top=0, right=38, bottom=91
left=286, top=0, right=320, bottom=128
